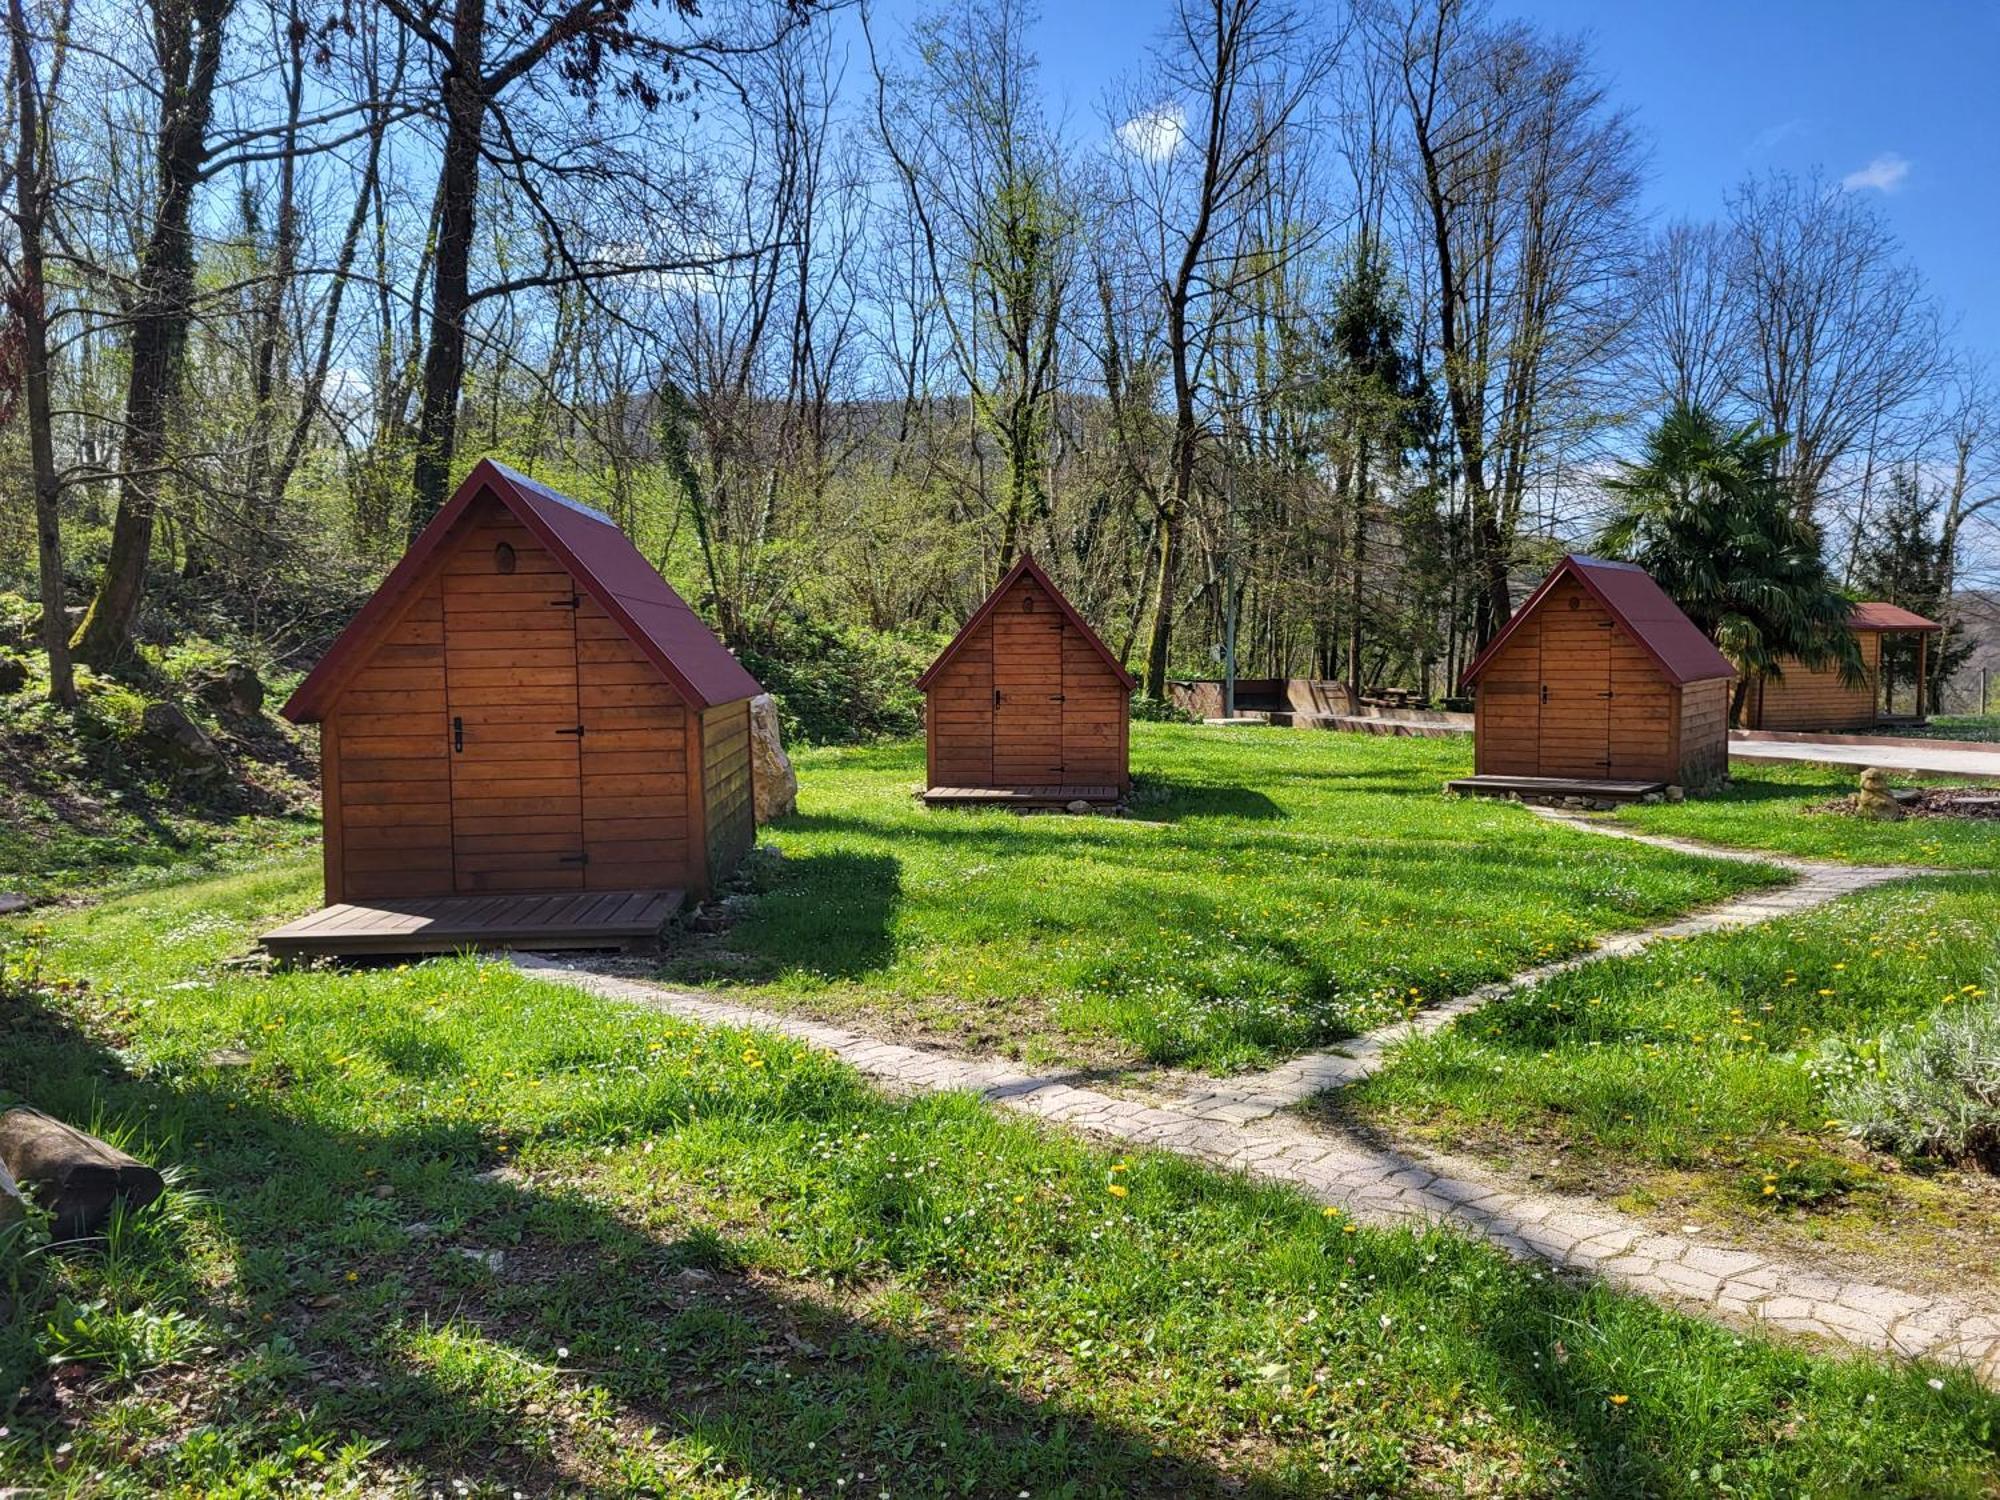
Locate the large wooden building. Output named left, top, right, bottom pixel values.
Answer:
left=1460, top=555, right=1735, bottom=791
left=917, top=554, right=1134, bottom=805
left=278, top=461, right=762, bottom=933
left=1743, top=603, right=1942, bottom=731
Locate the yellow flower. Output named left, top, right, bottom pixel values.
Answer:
left=1609, top=1393, right=1629, bottom=1407
left=1343, top=1223, right=1358, bottom=1235
left=1108, top=1183, right=1129, bottom=1199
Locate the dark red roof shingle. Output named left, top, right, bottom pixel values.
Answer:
left=1461, top=555, right=1736, bottom=689
left=1847, top=601, right=1941, bottom=632
left=283, top=460, right=761, bottom=722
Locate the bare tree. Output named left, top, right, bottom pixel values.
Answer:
left=1630, top=218, right=1739, bottom=419
left=1387, top=0, right=1642, bottom=644
left=1725, top=170, right=1942, bottom=528
left=869, top=0, right=1077, bottom=573
left=1110, top=0, right=1340, bottom=697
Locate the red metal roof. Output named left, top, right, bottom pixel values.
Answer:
left=283, top=459, right=761, bottom=722
left=1461, top=555, right=1736, bottom=690
left=1848, top=601, right=1941, bottom=632
left=916, top=553, right=1137, bottom=692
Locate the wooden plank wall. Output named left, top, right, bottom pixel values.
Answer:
left=1473, top=612, right=1542, bottom=776
left=576, top=596, right=693, bottom=890
left=326, top=576, right=452, bottom=901
left=1534, top=580, right=1616, bottom=778
left=1676, top=678, right=1730, bottom=784
left=1752, top=633, right=1879, bottom=730
left=1061, top=620, right=1128, bottom=787
left=992, top=578, right=1065, bottom=784
left=1607, top=626, right=1675, bottom=782
left=320, top=493, right=711, bottom=902
left=924, top=572, right=1131, bottom=791
left=700, top=701, right=755, bottom=889
left=927, top=621, right=994, bottom=787
left=441, top=508, right=586, bottom=894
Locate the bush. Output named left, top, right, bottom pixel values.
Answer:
left=736, top=618, right=935, bottom=747
left=1132, top=693, right=1196, bottom=724
left=1829, top=993, right=2000, bottom=1167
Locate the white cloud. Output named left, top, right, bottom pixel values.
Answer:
left=1117, top=105, right=1185, bottom=164
left=1748, top=117, right=1806, bottom=154
left=1841, top=152, right=1911, bottom=193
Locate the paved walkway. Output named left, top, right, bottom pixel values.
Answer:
left=513, top=825, right=1998, bottom=1383
left=1729, top=733, right=2000, bottom=779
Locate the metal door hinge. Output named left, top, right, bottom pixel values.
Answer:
left=548, top=591, right=581, bottom=610
left=452, top=716, right=463, bottom=752
left=558, top=852, right=589, bottom=865
left=554, top=724, right=586, bottom=738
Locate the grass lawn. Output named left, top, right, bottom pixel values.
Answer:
left=1616, top=760, right=1999, bottom=869
left=1339, top=877, right=2000, bottom=1298
left=1879, top=714, right=2000, bottom=743
left=665, top=726, right=1787, bottom=1072
left=5, top=867, right=2000, bottom=1496
left=0, top=662, right=319, bottom=904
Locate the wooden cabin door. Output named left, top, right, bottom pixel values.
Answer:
left=441, top=519, right=587, bottom=893
left=1538, top=594, right=1613, bottom=779
left=992, top=583, right=1066, bottom=785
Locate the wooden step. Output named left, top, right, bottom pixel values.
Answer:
left=1446, top=774, right=1666, bottom=804
left=261, top=888, right=683, bottom=960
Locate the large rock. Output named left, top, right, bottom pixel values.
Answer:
left=0, top=653, right=26, bottom=695
left=0, top=1108, right=165, bottom=1240
left=748, top=693, right=797, bottom=824
left=194, top=660, right=265, bottom=717
left=138, top=700, right=230, bottom=778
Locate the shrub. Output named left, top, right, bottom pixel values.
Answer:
left=736, top=617, right=936, bottom=747
left=1131, top=693, right=1196, bottom=724
left=1829, top=993, right=2000, bottom=1167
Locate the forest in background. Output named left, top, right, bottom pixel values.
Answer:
left=0, top=0, right=1996, bottom=745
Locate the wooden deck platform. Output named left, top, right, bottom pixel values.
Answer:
left=1446, top=774, right=1666, bottom=804
left=923, top=784, right=1123, bottom=809
left=261, top=889, right=684, bottom=961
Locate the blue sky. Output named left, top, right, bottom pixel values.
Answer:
left=865, top=0, right=1998, bottom=360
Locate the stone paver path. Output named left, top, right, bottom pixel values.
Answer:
left=514, top=821, right=1997, bottom=1382
left=1203, top=816, right=1930, bottom=1113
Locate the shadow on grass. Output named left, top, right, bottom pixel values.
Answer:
left=0, top=988, right=1271, bottom=1497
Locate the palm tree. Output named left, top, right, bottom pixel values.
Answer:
left=1598, top=404, right=1861, bottom=724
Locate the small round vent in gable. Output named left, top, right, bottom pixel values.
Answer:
left=494, top=542, right=517, bottom=574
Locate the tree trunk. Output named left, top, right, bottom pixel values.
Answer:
left=408, top=0, right=487, bottom=537
left=9, top=0, right=72, bottom=704
left=70, top=0, right=232, bottom=667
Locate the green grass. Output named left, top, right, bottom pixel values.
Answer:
left=1341, top=878, right=2000, bottom=1288
left=1615, top=761, right=1999, bottom=869
left=671, top=726, right=1788, bottom=1071
left=1881, top=714, right=2000, bottom=743
left=5, top=867, right=2000, bottom=1495
left=0, top=655, right=319, bottom=903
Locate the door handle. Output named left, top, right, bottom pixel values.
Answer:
left=1540, top=684, right=1548, bottom=704
left=994, top=689, right=1002, bottom=706
left=453, top=716, right=463, bottom=752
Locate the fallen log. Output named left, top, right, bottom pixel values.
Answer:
left=0, top=1108, right=165, bottom=1240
